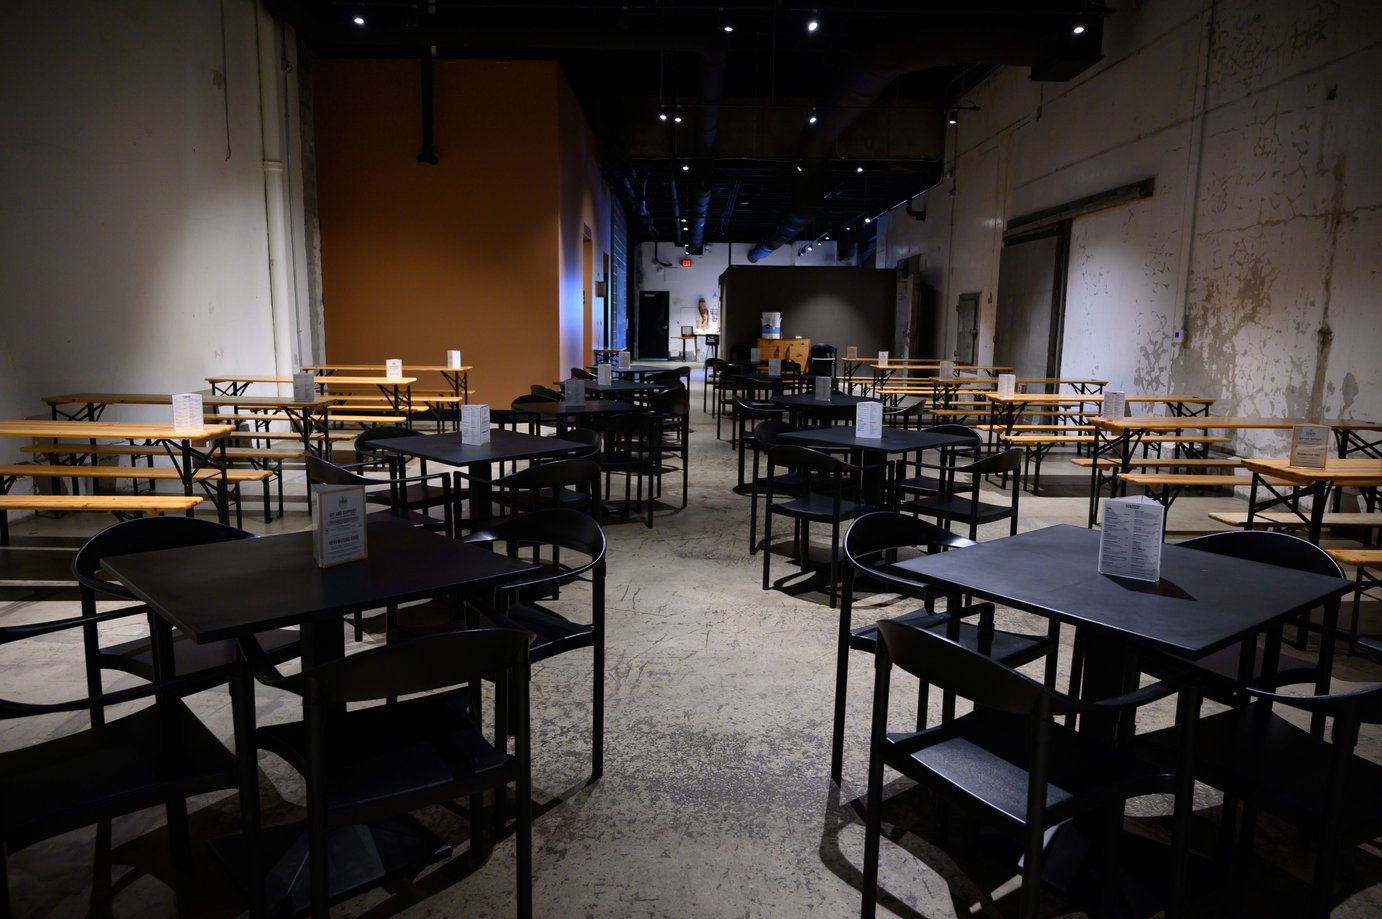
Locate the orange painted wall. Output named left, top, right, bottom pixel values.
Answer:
left=314, top=59, right=561, bottom=405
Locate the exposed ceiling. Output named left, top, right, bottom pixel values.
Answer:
left=266, top=1, right=1111, bottom=258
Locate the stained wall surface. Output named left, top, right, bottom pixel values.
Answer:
left=877, top=0, right=1381, bottom=451
left=0, top=0, right=293, bottom=456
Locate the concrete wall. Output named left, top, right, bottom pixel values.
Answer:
left=718, top=266, right=895, bottom=358
left=876, top=0, right=1382, bottom=451
left=0, top=0, right=299, bottom=458
left=634, top=240, right=843, bottom=359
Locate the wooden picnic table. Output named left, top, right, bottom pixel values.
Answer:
left=1240, top=457, right=1382, bottom=543
left=0, top=419, right=235, bottom=530
left=1086, top=416, right=1382, bottom=527
left=302, top=363, right=472, bottom=402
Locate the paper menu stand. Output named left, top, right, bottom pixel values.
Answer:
left=1098, top=495, right=1165, bottom=582
left=446, top=349, right=462, bottom=370
left=292, top=372, right=316, bottom=403
left=385, top=358, right=403, bottom=380
left=564, top=379, right=586, bottom=405
left=460, top=404, right=491, bottom=445
left=846, top=345, right=858, bottom=360
left=814, top=376, right=832, bottom=401
left=996, top=373, right=1017, bottom=397
left=171, top=393, right=204, bottom=435
left=939, top=360, right=956, bottom=379
left=878, top=351, right=889, bottom=366
left=312, top=484, right=368, bottom=568
left=1102, top=390, right=1127, bottom=419
left=1290, top=423, right=1330, bottom=468
left=856, top=401, right=884, bottom=439
left=597, top=364, right=613, bottom=386
left=617, top=350, right=631, bottom=369
left=749, top=347, right=761, bottom=363
left=767, top=358, right=782, bottom=378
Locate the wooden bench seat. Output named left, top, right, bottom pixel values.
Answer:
left=204, top=412, right=295, bottom=424
left=227, top=429, right=357, bottom=442
left=0, top=494, right=204, bottom=544
left=1324, top=548, right=1382, bottom=649
left=22, top=443, right=306, bottom=462
left=0, top=464, right=274, bottom=525
left=1119, top=472, right=1297, bottom=510
left=1071, top=457, right=1242, bottom=470
left=1003, top=434, right=1232, bottom=494
left=1208, top=511, right=1382, bottom=529
left=979, top=424, right=1094, bottom=433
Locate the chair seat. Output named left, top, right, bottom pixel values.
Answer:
left=102, top=627, right=300, bottom=681
left=901, top=493, right=1013, bottom=524
left=0, top=700, right=236, bottom=852
left=256, top=693, right=515, bottom=820
left=892, top=708, right=1173, bottom=832
left=1139, top=701, right=1382, bottom=842
left=498, top=601, right=595, bottom=661
left=850, top=610, right=1049, bottom=668
left=772, top=492, right=873, bottom=521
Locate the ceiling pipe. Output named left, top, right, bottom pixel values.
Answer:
left=748, top=23, right=1105, bottom=261
left=686, top=47, right=727, bottom=255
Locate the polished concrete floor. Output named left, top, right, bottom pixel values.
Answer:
left=1, top=368, right=1379, bottom=917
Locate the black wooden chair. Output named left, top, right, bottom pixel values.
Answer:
left=731, top=397, right=788, bottom=492
left=862, top=619, right=1200, bottom=919
left=746, top=420, right=806, bottom=555
left=243, top=627, right=533, bottom=919
left=568, top=367, right=596, bottom=381
left=1138, top=648, right=1382, bottom=918
left=898, top=447, right=1023, bottom=540
left=648, top=387, right=690, bottom=509
left=72, top=516, right=300, bottom=722
left=353, top=425, right=457, bottom=511
left=893, top=423, right=984, bottom=501
left=596, top=412, right=660, bottom=527
left=0, top=610, right=243, bottom=915
left=487, top=457, right=602, bottom=524
left=305, top=454, right=453, bottom=537
left=761, top=444, right=882, bottom=608
left=462, top=509, right=608, bottom=789
left=833, top=511, right=1057, bottom=786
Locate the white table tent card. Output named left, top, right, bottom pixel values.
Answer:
left=856, top=401, right=884, bottom=439
left=1098, top=495, right=1165, bottom=581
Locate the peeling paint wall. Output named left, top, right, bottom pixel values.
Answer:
left=878, top=0, right=1381, bottom=443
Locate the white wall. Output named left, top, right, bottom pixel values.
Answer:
left=876, top=0, right=1382, bottom=448
left=635, top=240, right=842, bottom=357
left=0, top=1, right=301, bottom=458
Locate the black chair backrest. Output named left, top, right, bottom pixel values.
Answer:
left=1179, top=530, right=1344, bottom=579
left=73, top=516, right=253, bottom=599
left=753, top=420, right=800, bottom=446
left=498, top=457, right=601, bottom=494
left=305, top=454, right=370, bottom=487
left=530, top=385, right=564, bottom=400
left=354, top=425, right=413, bottom=458
left=569, top=367, right=595, bottom=380
left=924, top=423, right=982, bottom=444
left=650, top=388, right=689, bottom=416
left=845, top=510, right=974, bottom=564
left=767, top=443, right=846, bottom=476
left=963, top=446, right=1023, bottom=476
left=477, top=507, right=607, bottom=562
left=877, top=619, right=1061, bottom=717
left=558, top=427, right=602, bottom=458
left=302, top=627, right=530, bottom=705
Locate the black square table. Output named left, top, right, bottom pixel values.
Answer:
left=893, top=524, right=1350, bottom=719
left=102, top=519, right=537, bottom=913
left=383, top=428, right=589, bottom=520
left=780, top=426, right=973, bottom=504
left=771, top=390, right=871, bottom=426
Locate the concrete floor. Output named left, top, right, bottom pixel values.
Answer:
left=1, top=367, right=1380, bottom=917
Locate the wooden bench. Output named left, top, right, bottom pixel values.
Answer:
left=1208, top=511, right=1382, bottom=530
left=1118, top=472, right=1297, bottom=510
left=1071, top=457, right=1242, bottom=470
left=1004, top=434, right=1232, bottom=494
left=0, top=464, right=274, bottom=525
left=0, top=494, right=203, bottom=544
left=1325, top=548, right=1382, bottom=648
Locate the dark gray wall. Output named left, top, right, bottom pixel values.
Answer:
left=718, top=266, right=895, bottom=357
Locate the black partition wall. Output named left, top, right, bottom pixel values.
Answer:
left=719, top=266, right=897, bottom=358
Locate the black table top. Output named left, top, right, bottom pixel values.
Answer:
left=381, top=428, right=586, bottom=466
left=780, top=426, right=972, bottom=455
left=893, top=524, right=1350, bottom=659
left=772, top=391, right=870, bottom=408
left=103, top=520, right=535, bottom=644
left=579, top=380, right=669, bottom=395
left=525, top=400, right=643, bottom=416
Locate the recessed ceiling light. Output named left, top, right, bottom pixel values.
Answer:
left=352, top=15, right=365, bottom=26
left=864, top=217, right=872, bottom=224
left=856, top=166, right=864, bottom=173
left=682, top=163, right=690, bottom=172
left=723, top=23, right=734, bottom=33
left=673, top=111, right=683, bottom=124
left=658, top=111, right=668, bottom=122
left=808, top=110, right=818, bottom=124
left=795, top=165, right=803, bottom=173
left=1072, top=24, right=1086, bottom=35
left=807, top=19, right=819, bottom=33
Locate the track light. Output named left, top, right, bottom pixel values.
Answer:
left=673, top=109, right=684, bottom=124
left=723, top=23, right=734, bottom=33
left=658, top=109, right=668, bottom=122
left=1073, top=24, right=1086, bottom=34
left=948, top=111, right=958, bottom=125
left=352, top=14, right=365, bottom=26
left=681, top=163, right=690, bottom=172
left=856, top=166, right=864, bottom=173
left=807, top=18, right=819, bottom=33
left=808, top=110, right=818, bottom=125
left=864, top=216, right=871, bottom=224
left=795, top=164, right=803, bottom=173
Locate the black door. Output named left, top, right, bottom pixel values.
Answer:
left=637, top=290, right=670, bottom=359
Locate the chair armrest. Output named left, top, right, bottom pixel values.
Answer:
left=0, top=667, right=226, bottom=718
left=0, top=605, right=149, bottom=645
left=1061, top=669, right=1199, bottom=716
left=1241, top=681, right=1382, bottom=713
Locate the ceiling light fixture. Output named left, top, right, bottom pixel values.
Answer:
left=856, top=166, right=864, bottom=173
left=864, top=216, right=872, bottom=224
left=1072, top=24, right=1086, bottom=35
left=808, top=111, right=818, bottom=124
left=807, top=18, right=819, bottom=33
left=673, top=109, right=684, bottom=124
left=658, top=110, right=668, bottom=122
left=723, top=23, right=734, bottom=33
left=681, top=163, right=690, bottom=172
left=795, top=164, right=803, bottom=172
left=352, top=14, right=365, bottom=26
left=948, top=111, right=958, bottom=125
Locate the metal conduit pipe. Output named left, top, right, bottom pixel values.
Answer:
left=686, top=48, right=727, bottom=254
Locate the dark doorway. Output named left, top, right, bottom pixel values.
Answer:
left=637, top=290, right=670, bottom=359
left=994, top=228, right=1067, bottom=378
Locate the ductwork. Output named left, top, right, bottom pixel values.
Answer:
left=748, top=22, right=1105, bottom=261
left=685, top=48, right=726, bottom=255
